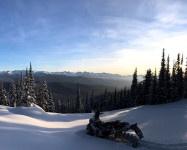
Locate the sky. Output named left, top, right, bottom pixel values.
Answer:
left=0, top=0, right=187, bottom=75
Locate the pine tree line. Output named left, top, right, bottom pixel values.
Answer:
left=57, top=49, right=187, bottom=113
left=0, top=63, right=55, bottom=112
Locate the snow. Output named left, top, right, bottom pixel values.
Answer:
left=0, top=100, right=187, bottom=150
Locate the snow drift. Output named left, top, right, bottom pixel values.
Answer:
left=0, top=100, right=187, bottom=150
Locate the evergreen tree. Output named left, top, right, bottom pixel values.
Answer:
left=0, top=83, right=3, bottom=105
left=113, top=88, right=117, bottom=109
left=171, top=61, right=177, bottom=102
left=0, top=89, right=9, bottom=106
left=36, top=83, right=48, bottom=110
left=29, top=63, right=36, bottom=100
left=9, top=82, right=17, bottom=107
left=157, top=49, right=166, bottom=103
left=42, top=81, right=50, bottom=111
left=123, top=87, right=128, bottom=108
left=150, top=69, right=158, bottom=104
left=184, top=59, right=187, bottom=98
left=84, top=93, right=91, bottom=113
left=119, top=89, right=123, bottom=109
left=143, top=69, right=153, bottom=104
left=135, top=82, right=144, bottom=105
left=131, top=68, right=138, bottom=105
left=17, top=72, right=25, bottom=106
left=165, top=55, right=171, bottom=102
left=15, top=77, right=21, bottom=106
left=90, top=90, right=94, bottom=111
left=47, top=90, right=55, bottom=112
left=22, top=68, right=31, bottom=106
left=56, top=100, right=62, bottom=113
left=109, top=94, right=113, bottom=110
left=75, top=83, right=81, bottom=113
left=102, top=89, right=109, bottom=111
left=176, top=54, right=184, bottom=99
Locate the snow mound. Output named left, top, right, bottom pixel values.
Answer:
left=8, top=104, right=46, bottom=118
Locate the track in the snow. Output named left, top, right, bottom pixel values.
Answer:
left=140, top=140, right=187, bottom=150
left=77, top=130, right=187, bottom=150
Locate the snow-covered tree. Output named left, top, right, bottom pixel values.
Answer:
left=0, top=87, right=9, bottom=106
left=29, top=63, right=36, bottom=99
left=46, top=90, right=55, bottom=112
left=9, top=82, right=17, bottom=107
left=21, top=68, right=31, bottom=106
left=36, top=84, right=48, bottom=110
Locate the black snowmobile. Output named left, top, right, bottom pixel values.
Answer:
left=86, top=110, right=144, bottom=148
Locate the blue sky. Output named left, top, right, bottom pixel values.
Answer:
left=0, top=0, right=187, bottom=75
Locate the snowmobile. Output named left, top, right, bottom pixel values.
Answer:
left=86, top=110, right=144, bottom=148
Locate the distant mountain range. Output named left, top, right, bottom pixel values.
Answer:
left=0, top=70, right=143, bottom=103
left=0, top=70, right=134, bottom=77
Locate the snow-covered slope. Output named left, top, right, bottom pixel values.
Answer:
left=0, top=100, right=187, bottom=150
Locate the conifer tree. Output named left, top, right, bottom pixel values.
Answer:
left=123, top=87, right=127, bottom=108
left=29, top=63, right=36, bottom=100
left=102, top=89, right=108, bottom=111
left=22, top=68, right=31, bottom=106
left=109, top=94, right=113, bottom=110
left=42, top=81, right=50, bottom=110
left=150, top=69, right=157, bottom=104
left=176, top=54, right=184, bottom=99
left=36, top=82, right=48, bottom=110
left=84, top=93, right=91, bottom=113
left=15, top=77, right=21, bottom=106
left=113, top=88, right=117, bottom=109
left=131, top=68, right=138, bottom=105
left=17, top=72, right=25, bottom=106
left=143, top=69, right=153, bottom=104
left=75, top=83, right=81, bottom=113
left=90, top=90, right=94, bottom=111
left=1, top=88, right=9, bottom=106
left=165, top=55, right=171, bottom=102
left=9, top=82, right=17, bottom=107
left=0, top=84, right=4, bottom=105
left=157, top=49, right=166, bottom=103
left=119, top=89, right=123, bottom=109
left=47, top=90, right=55, bottom=112
left=135, top=82, right=144, bottom=105
left=171, top=61, right=177, bottom=102
left=56, top=100, right=62, bottom=113
left=184, top=59, right=187, bottom=98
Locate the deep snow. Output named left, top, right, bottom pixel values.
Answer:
left=0, top=100, right=187, bottom=150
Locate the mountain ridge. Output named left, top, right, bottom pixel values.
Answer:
left=0, top=70, right=141, bottom=77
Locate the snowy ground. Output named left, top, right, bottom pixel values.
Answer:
left=0, top=100, right=187, bottom=150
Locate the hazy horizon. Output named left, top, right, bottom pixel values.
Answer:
left=0, top=0, right=187, bottom=75
left=0, top=69, right=142, bottom=76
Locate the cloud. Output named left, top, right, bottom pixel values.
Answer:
left=1, top=0, right=187, bottom=74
